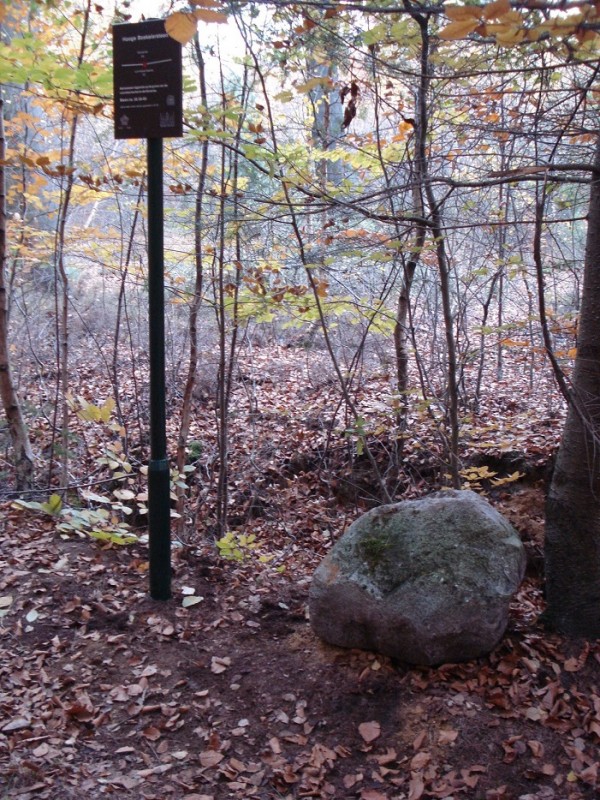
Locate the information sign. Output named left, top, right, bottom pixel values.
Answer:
left=113, top=19, right=183, bottom=139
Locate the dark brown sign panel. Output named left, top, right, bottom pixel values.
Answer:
left=113, top=19, right=183, bottom=139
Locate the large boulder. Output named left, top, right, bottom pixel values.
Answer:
left=309, top=490, right=526, bottom=666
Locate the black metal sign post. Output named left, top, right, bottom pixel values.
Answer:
left=113, top=19, right=183, bottom=600
left=146, top=137, right=171, bottom=601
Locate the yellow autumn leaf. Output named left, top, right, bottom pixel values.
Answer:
left=295, top=76, right=334, bottom=93
left=194, top=8, right=229, bottom=23
left=445, top=5, right=481, bottom=21
left=485, top=21, right=523, bottom=39
left=574, top=34, right=600, bottom=58
left=439, top=18, right=480, bottom=39
left=99, top=397, right=116, bottom=423
left=505, top=10, right=526, bottom=22
left=483, top=0, right=511, bottom=20
left=495, top=25, right=527, bottom=44
left=526, top=27, right=543, bottom=41
left=537, top=20, right=577, bottom=36
left=576, top=29, right=596, bottom=44
left=165, top=12, right=198, bottom=45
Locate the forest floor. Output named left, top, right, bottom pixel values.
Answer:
left=2, top=347, right=600, bottom=800
left=2, top=494, right=600, bottom=800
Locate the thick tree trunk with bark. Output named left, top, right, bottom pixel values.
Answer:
left=544, top=135, right=600, bottom=636
left=0, top=93, right=34, bottom=488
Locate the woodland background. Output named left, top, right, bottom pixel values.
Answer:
left=2, top=2, right=600, bottom=799
left=0, top=0, right=594, bottom=535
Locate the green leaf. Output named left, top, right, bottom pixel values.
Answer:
left=88, top=530, right=137, bottom=545
left=363, top=23, right=388, bottom=45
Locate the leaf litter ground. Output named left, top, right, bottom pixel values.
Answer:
left=2, top=513, right=600, bottom=800
left=2, top=347, right=600, bottom=800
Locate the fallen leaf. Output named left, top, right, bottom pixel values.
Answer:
left=525, top=706, right=544, bottom=721
left=564, top=644, right=590, bottom=672
left=528, top=740, right=544, bottom=757
left=110, top=775, right=141, bottom=789
left=66, top=702, right=95, bottom=721
left=413, top=730, right=427, bottom=750
left=182, top=595, right=204, bottom=607
left=358, top=720, right=381, bottom=743
left=2, top=717, right=31, bottom=732
left=408, top=772, right=425, bottom=800
left=211, top=656, right=231, bottom=674
left=343, top=772, right=363, bottom=788
left=142, top=725, right=162, bottom=741
left=361, top=790, right=387, bottom=800
left=438, top=728, right=459, bottom=744
left=411, top=751, right=431, bottom=770
left=182, top=795, right=214, bottom=800
left=136, top=764, right=172, bottom=777
left=200, top=750, right=224, bottom=768
left=113, top=488, right=135, bottom=500
left=373, top=748, right=397, bottom=765
left=564, top=657, right=581, bottom=672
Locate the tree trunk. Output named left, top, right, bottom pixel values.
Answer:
left=544, top=134, right=600, bottom=637
left=176, top=36, right=208, bottom=527
left=0, top=90, right=34, bottom=489
left=48, top=0, right=91, bottom=487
